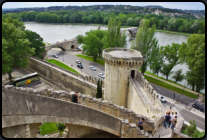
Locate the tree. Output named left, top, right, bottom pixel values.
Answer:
left=2, top=17, right=35, bottom=79
left=160, top=43, right=181, bottom=80
left=75, top=34, right=84, bottom=44
left=127, top=17, right=134, bottom=26
left=179, top=34, right=205, bottom=92
left=182, top=120, right=205, bottom=138
left=82, top=30, right=106, bottom=62
left=24, top=30, right=45, bottom=58
left=103, top=16, right=127, bottom=49
left=172, top=69, right=185, bottom=83
left=96, top=79, right=102, bottom=98
left=131, top=19, right=159, bottom=75
left=149, top=49, right=163, bottom=76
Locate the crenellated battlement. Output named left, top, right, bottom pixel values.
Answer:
left=103, top=48, right=143, bottom=67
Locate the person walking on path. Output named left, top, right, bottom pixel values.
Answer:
left=169, top=107, right=172, bottom=114
left=171, top=116, right=177, bottom=130
left=138, top=118, right=145, bottom=130
left=164, top=112, right=168, bottom=127
left=164, top=113, right=171, bottom=129
left=175, top=112, right=178, bottom=119
left=72, top=91, right=79, bottom=103
left=168, top=112, right=174, bottom=128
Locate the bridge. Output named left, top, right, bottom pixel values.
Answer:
left=42, top=38, right=79, bottom=59
left=121, top=27, right=138, bottom=37
left=2, top=85, right=153, bottom=138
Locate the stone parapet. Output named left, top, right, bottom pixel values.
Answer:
left=103, top=48, right=143, bottom=67
left=30, top=56, right=103, bottom=87
left=2, top=85, right=152, bottom=138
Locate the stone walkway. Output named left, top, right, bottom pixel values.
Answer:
left=153, top=125, right=172, bottom=138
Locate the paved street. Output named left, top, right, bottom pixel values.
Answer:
left=47, top=48, right=205, bottom=131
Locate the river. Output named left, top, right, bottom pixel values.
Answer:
left=24, top=22, right=204, bottom=94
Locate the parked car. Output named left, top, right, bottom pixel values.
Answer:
left=53, top=54, right=58, bottom=58
left=77, top=64, right=83, bottom=69
left=192, top=103, right=204, bottom=112
left=158, top=95, right=167, bottom=103
left=76, top=60, right=81, bottom=64
left=89, top=66, right=96, bottom=71
left=98, top=73, right=105, bottom=78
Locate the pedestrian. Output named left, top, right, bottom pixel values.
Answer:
left=138, top=118, right=145, bottom=130
left=164, top=113, right=171, bottom=129
left=164, top=112, right=168, bottom=127
left=71, top=91, right=79, bottom=103
left=174, top=93, right=175, bottom=98
left=196, top=98, right=199, bottom=103
left=169, top=107, right=172, bottom=114
left=171, top=116, right=177, bottom=130
left=168, top=112, right=174, bottom=128
left=198, top=94, right=199, bottom=97
left=175, top=112, right=178, bottom=119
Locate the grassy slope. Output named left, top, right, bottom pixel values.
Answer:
left=144, top=74, right=198, bottom=99
left=76, top=55, right=105, bottom=66
left=46, top=59, right=80, bottom=74
left=39, top=122, right=65, bottom=136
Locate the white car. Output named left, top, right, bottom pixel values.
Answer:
left=76, top=60, right=81, bottom=64
left=53, top=54, right=58, bottom=58
left=89, top=66, right=96, bottom=71
left=158, top=95, right=167, bottom=103
left=98, top=73, right=105, bottom=78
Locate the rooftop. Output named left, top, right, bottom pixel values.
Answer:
left=107, top=50, right=136, bottom=58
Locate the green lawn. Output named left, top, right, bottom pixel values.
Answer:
left=144, top=70, right=204, bottom=95
left=143, top=74, right=198, bottom=99
left=39, top=122, right=65, bottom=136
left=76, top=55, right=105, bottom=66
left=46, top=59, right=80, bottom=74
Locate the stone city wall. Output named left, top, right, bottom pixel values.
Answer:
left=127, top=77, right=167, bottom=135
left=27, top=57, right=104, bottom=98
left=2, top=85, right=153, bottom=138
left=137, top=71, right=165, bottom=109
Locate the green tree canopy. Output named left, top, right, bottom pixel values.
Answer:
left=2, top=17, right=35, bottom=79
left=131, top=19, right=159, bottom=75
left=160, top=43, right=181, bottom=80
left=24, top=30, right=45, bottom=58
left=82, top=29, right=106, bottom=62
left=179, top=34, right=205, bottom=92
left=103, top=16, right=127, bottom=49
left=172, top=69, right=185, bottom=83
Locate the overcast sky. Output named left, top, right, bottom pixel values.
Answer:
left=2, top=2, right=205, bottom=10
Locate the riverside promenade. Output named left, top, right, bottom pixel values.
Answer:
left=144, top=73, right=205, bottom=102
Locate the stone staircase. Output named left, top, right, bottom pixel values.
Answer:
left=153, top=125, right=173, bottom=138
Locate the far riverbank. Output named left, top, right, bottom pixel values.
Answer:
left=23, top=21, right=192, bottom=36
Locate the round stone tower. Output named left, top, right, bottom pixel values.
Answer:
left=103, top=48, right=143, bottom=107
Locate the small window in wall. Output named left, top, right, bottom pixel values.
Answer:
left=131, top=70, right=135, bottom=78
left=71, top=45, right=74, bottom=49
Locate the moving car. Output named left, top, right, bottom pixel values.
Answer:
left=76, top=60, right=81, bottom=64
left=77, top=64, right=83, bottom=69
left=192, top=103, right=204, bottom=112
left=89, top=66, right=96, bottom=71
left=53, top=54, right=58, bottom=58
left=158, top=95, right=167, bottom=103
left=98, top=73, right=105, bottom=78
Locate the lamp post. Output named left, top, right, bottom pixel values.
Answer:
left=183, top=76, right=187, bottom=94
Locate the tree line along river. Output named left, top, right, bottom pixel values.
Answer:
left=24, top=22, right=205, bottom=94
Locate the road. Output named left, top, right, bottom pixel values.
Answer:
left=48, top=49, right=205, bottom=131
